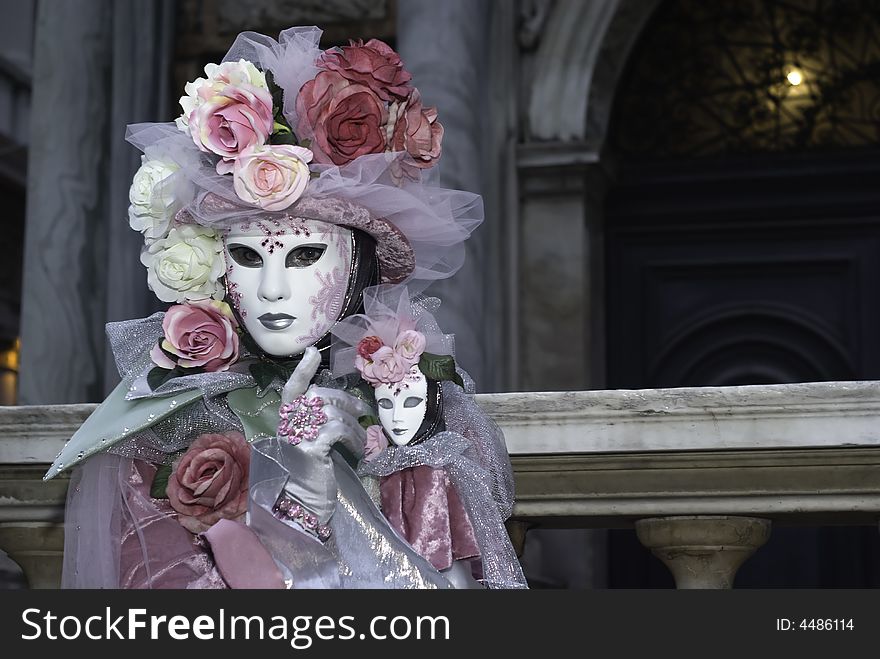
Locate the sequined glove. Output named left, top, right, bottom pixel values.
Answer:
left=276, top=347, right=369, bottom=528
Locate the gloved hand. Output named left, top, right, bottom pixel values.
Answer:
left=277, top=347, right=370, bottom=526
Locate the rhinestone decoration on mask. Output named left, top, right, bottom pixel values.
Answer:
left=387, top=368, right=423, bottom=396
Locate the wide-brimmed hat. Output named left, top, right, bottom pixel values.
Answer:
left=126, top=26, right=481, bottom=300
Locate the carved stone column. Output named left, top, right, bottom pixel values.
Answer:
left=635, top=516, right=771, bottom=589
left=19, top=0, right=173, bottom=405
left=397, top=0, right=496, bottom=389
left=18, top=0, right=113, bottom=405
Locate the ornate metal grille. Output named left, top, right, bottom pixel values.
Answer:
left=610, top=0, right=880, bottom=158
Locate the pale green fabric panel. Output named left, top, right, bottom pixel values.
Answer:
left=227, top=386, right=282, bottom=443
left=43, top=380, right=203, bottom=480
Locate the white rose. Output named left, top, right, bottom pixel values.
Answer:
left=128, top=157, right=180, bottom=241
left=175, top=59, right=269, bottom=133
left=140, top=224, right=225, bottom=303
left=175, top=77, right=208, bottom=133
left=212, top=59, right=268, bottom=89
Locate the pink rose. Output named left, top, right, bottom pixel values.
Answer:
left=151, top=300, right=240, bottom=372
left=320, top=39, right=413, bottom=102
left=166, top=431, right=250, bottom=534
left=393, top=330, right=426, bottom=365
left=296, top=70, right=388, bottom=166
left=390, top=89, right=443, bottom=169
left=364, top=425, right=389, bottom=462
left=189, top=77, right=274, bottom=174
left=356, top=345, right=409, bottom=385
left=233, top=144, right=313, bottom=211
left=357, top=335, right=384, bottom=360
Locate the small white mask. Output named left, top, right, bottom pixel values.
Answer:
left=375, top=365, right=428, bottom=446
left=224, top=218, right=353, bottom=357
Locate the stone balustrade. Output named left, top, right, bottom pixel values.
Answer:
left=2, top=381, right=880, bottom=588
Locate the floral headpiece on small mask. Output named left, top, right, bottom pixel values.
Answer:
left=128, top=27, right=453, bottom=309
left=330, top=284, right=463, bottom=389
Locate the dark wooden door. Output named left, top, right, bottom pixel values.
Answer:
left=604, top=152, right=880, bottom=587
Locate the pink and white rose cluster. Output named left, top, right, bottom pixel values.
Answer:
left=355, top=330, right=426, bottom=386
left=133, top=34, right=446, bottom=307
left=161, top=39, right=444, bottom=219
left=175, top=59, right=313, bottom=211
left=177, top=60, right=274, bottom=174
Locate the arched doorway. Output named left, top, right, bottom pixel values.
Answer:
left=604, top=0, right=880, bottom=586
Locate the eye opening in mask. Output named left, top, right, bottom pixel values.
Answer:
left=286, top=243, right=327, bottom=268
left=377, top=397, right=393, bottom=409
left=403, top=396, right=423, bottom=408
left=227, top=244, right=263, bottom=268
left=223, top=227, right=379, bottom=364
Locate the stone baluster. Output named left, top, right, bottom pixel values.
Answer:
left=635, top=516, right=771, bottom=589
left=0, top=522, right=64, bottom=589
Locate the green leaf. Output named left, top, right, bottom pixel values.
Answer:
left=418, top=352, right=463, bottom=387
left=147, top=366, right=175, bottom=390
left=150, top=463, right=173, bottom=499
left=359, top=414, right=381, bottom=429
left=273, top=121, right=292, bottom=134
left=249, top=362, right=277, bottom=392
left=240, top=329, right=263, bottom=355
left=265, top=70, right=285, bottom=115
left=269, top=130, right=297, bottom=146
left=248, top=358, right=301, bottom=393
left=147, top=364, right=195, bottom=391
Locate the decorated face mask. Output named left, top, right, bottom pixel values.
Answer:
left=224, top=218, right=353, bottom=356
left=374, top=365, right=428, bottom=446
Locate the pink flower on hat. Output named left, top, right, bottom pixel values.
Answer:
left=296, top=70, right=389, bottom=166
left=393, top=329, right=426, bottom=365
left=356, top=345, right=410, bottom=386
left=233, top=144, right=313, bottom=211
left=354, top=329, right=426, bottom=386
left=390, top=89, right=443, bottom=169
left=320, top=39, right=413, bottom=102
left=184, top=60, right=274, bottom=174
left=357, top=335, right=384, bottom=360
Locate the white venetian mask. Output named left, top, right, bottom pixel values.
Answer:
left=374, top=365, right=429, bottom=447
left=224, top=218, right=353, bottom=357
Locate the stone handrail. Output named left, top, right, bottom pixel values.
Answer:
left=2, top=381, right=880, bottom=588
